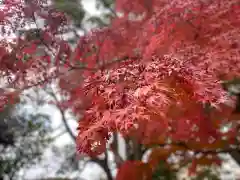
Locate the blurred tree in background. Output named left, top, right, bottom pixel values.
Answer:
left=0, top=92, right=52, bottom=180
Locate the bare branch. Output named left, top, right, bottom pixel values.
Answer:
left=45, top=86, right=76, bottom=142
left=111, top=133, right=124, bottom=167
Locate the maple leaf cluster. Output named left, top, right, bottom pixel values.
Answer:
left=0, top=0, right=71, bottom=90
left=0, top=0, right=239, bottom=178
left=59, top=0, right=240, bottom=155
left=61, top=0, right=239, bottom=177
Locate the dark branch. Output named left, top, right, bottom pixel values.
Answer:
left=45, top=87, right=76, bottom=142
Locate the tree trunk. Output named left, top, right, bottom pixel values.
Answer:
left=230, top=151, right=240, bottom=165
left=103, top=164, right=113, bottom=180
left=91, top=154, right=113, bottom=180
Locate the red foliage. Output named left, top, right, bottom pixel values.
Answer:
left=116, top=160, right=152, bottom=180
left=0, top=0, right=70, bottom=89
left=0, top=88, right=20, bottom=111
left=71, top=0, right=240, bottom=156
left=0, top=0, right=240, bottom=175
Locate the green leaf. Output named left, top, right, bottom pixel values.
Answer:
left=152, top=161, right=177, bottom=180
left=53, top=0, right=85, bottom=27
left=222, top=77, right=240, bottom=95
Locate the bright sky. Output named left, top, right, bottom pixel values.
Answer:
left=82, top=0, right=102, bottom=16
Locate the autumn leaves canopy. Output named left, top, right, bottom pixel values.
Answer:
left=0, top=0, right=240, bottom=178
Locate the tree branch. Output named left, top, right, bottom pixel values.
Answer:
left=89, top=154, right=113, bottom=180
left=45, top=87, right=115, bottom=180
left=45, top=87, right=76, bottom=142
left=111, top=133, right=124, bottom=168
